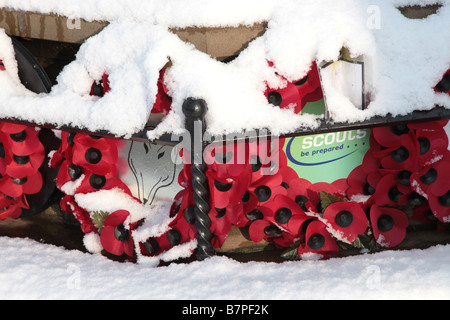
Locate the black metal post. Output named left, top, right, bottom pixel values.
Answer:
left=182, top=98, right=215, bottom=260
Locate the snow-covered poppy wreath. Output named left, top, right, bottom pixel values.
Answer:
left=1, top=59, right=449, bottom=264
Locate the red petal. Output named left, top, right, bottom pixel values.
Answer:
left=373, top=174, right=403, bottom=206
left=248, top=220, right=271, bottom=243
left=265, top=79, right=301, bottom=109
left=0, top=172, right=42, bottom=198
left=104, top=210, right=130, bottom=227
left=370, top=205, right=408, bottom=247
left=298, top=220, right=339, bottom=257
left=2, top=127, right=44, bottom=156
left=5, top=151, right=44, bottom=178
left=100, top=225, right=127, bottom=256
left=323, top=201, right=368, bottom=243
left=428, top=191, right=450, bottom=223
left=72, top=142, right=118, bottom=175
left=380, top=133, right=419, bottom=172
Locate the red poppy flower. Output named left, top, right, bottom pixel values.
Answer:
left=286, top=177, right=311, bottom=204
left=372, top=124, right=412, bottom=148
left=369, top=204, right=409, bottom=248
left=170, top=188, right=192, bottom=219
left=373, top=174, right=408, bottom=207
left=140, top=207, right=197, bottom=256
left=428, top=190, right=450, bottom=223
left=49, top=149, right=64, bottom=169
left=151, top=68, right=172, bottom=115
left=369, top=134, right=392, bottom=159
left=100, top=210, right=134, bottom=256
left=322, top=201, right=368, bottom=243
left=0, top=171, right=43, bottom=198
left=346, top=165, right=375, bottom=200
left=265, top=80, right=301, bottom=111
left=204, top=141, right=252, bottom=178
left=248, top=172, right=287, bottom=205
left=75, top=169, right=131, bottom=195
left=379, top=133, right=419, bottom=172
left=332, top=178, right=349, bottom=195
left=209, top=203, right=243, bottom=248
left=297, top=220, right=339, bottom=259
left=50, top=131, right=76, bottom=168
left=0, top=193, right=29, bottom=220
left=411, top=121, right=448, bottom=166
left=234, top=190, right=259, bottom=227
left=4, top=151, right=44, bottom=179
left=410, top=157, right=450, bottom=198
left=362, top=149, right=382, bottom=174
left=248, top=218, right=294, bottom=248
left=265, top=194, right=310, bottom=236
left=305, top=182, right=342, bottom=213
left=90, top=72, right=110, bottom=96
left=277, top=165, right=299, bottom=190
left=177, top=162, right=193, bottom=190
left=247, top=137, right=286, bottom=182
left=410, top=204, right=437, bottom=225
left=0, top=124, right=44, bottom=156
left=55, top=159, right=82, bottom=190
left=207, top=167, right=251, bottom=209
left=294, top=61, right=324, bottom=110
left=264, top=61, right=323, bottom=114
left=72, top=135, right=119, bottom=175
left=60, top=194, right=97, bottom=234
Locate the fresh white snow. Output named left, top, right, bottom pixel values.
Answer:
left=0, top=236, right=448, bottom=300
left=0, top=0, right=449, bottom=301
left=0, top=0, right=447, bottom=138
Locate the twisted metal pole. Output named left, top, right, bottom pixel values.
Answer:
left=182, top=98, right=215, bottom=260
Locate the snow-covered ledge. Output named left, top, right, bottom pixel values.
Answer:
left=0, top=0, right=447, bottom=140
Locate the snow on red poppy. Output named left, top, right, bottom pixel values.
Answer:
left=140, top=207, right=197, bottom=256
left=428, top=190, right=450, bottom=223
left=369, top=204, right=409, bottom=248
left=207, top=168, right=251, bottom=209
left=297, top=220, right=339, bottom=259
left=412, top=122, right=449, bottom=166
left=72, top=137, right=119, bottom=175
left=265, top=194, right=310, bottom=236
left=410, top=156, right=450, bottom=200
left=434, top=69, right=450, bottom=95
left=100, top=210, right=134, bottom=257
left=75, top=169, right=131, bottom=196
left=60, top=194, right=97, bottom=234
left=322, top=201, right=368, bottom=243
left=151, top=68, right=172, bottom=115
left=380, top=133, right=419, bottom=172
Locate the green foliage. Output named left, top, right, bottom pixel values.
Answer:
left=91, top=210, right=109, bottom=233
left=319, top=191, right=347, bottom=212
